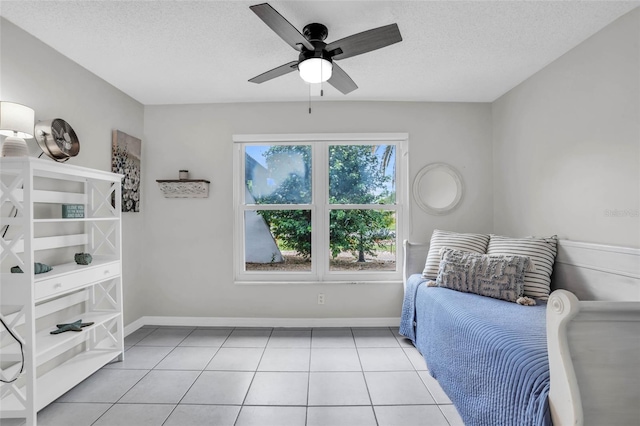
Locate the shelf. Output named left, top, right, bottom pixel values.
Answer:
left=0, top=349, right=122, bottom=416
left=1, top=352, right=23, bottom=363
left=8, top=233, right=89, bottom=254
left=37, top=312, right=120, bottom=365
left=1, top=157, right=124, bottom=424
left=33, top=217, right=118, bottom=223
left=1, top=257, right=118, bottom=284
left=32, top=257, right=118, bottom=284
left=1, top=362, right=23, bottom=382
left=156, top=179, right=210, bottom=198
left=1, top=258, right=119, bottom=304
left=0, top=157, right=122, bottom=183
left=2, top=311, right=120, bottom=366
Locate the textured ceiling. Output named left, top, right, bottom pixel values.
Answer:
left=1, top=1, right=638, bottom=105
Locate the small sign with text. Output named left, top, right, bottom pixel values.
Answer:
left=62, top=204, right=85, bottom=218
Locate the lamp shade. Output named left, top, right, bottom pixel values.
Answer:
left=0, top=102, right=35, bottom=139
left=299, top=58, right=333, bottom=84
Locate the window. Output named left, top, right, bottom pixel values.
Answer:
left=233, top=133, right=408, bottom=284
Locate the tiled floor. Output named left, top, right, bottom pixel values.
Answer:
left=9, top=326, right=465, bottom=426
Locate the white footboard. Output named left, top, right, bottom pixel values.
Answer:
left=547, top=290, right=640, bottom=426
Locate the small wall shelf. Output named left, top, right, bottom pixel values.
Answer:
left=156, top=179, right=210, bottom=198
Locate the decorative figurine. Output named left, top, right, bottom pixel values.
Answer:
left=10, top=263, right=53, bottom=274
left=50, top=319, right=94, bottom=334
left=74, top=253, right=93, bottom=265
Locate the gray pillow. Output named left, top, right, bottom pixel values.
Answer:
left=422, top=230, right=490, bottom=279
left=435, top=248, right=534, bottom=303
left=487, top=235, right=557, bottom=299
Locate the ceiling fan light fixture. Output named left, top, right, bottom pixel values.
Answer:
left=299, top=58, right=333, bottom=84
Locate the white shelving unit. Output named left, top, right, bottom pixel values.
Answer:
left=0, top=157, right=124, bottom=426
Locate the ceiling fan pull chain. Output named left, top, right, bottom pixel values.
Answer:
left=308, top=84, right=312, bottom=114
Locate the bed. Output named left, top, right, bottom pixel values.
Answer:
left=401, top=238, right=640, bottom=426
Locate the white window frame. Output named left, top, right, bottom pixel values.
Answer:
left=233, top=133, right=409, bottom=285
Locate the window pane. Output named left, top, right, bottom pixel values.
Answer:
left=328, top=209, right=396, bottom=271
left=244, top=210, right=311, bottom=272
left=329, top=144, right=395, bottom=205
left=245, top=145, right=311, bottom=204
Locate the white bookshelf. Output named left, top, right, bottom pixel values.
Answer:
left=0, top=157, right=124, bottom=426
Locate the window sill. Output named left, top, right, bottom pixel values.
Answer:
left=234, top=280, right=403, bottom=286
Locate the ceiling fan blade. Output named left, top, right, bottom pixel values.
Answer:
left=327, top=62, right=358, bottom=94
left=250, top=3, right=314, bottom=51
left=249, top=61, right=299, bottom=84
left=326, top=23, right=402, bottom=61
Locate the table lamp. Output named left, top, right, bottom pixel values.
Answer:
left=0, top=101, right=35, bottom=157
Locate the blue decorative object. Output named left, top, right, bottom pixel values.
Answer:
left=11, top=263, right=53, bottom=274
left=74, top=253, right=93, bottom=265
left=50, top=319, right=94, bottom=334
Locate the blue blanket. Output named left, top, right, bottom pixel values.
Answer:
left=399, top=273, right=427, bottom=343
left=400, top=274, right=551, bottom=426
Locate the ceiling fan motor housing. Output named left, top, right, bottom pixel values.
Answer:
left=299, top=23, right=334, bottom=65
left=303, top=23, right=328, bottom=41
left=298, top=41, right=332, bottom=64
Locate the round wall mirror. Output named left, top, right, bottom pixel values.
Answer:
left=413, top=163, right=464, bottom=215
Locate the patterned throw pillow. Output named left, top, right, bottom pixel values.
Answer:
left=435, top=248, right=534, bottom=303
left=422, top=230, right=490, bottom=279
left=487, top=235, right=558, bottom=299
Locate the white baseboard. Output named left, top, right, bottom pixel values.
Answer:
left=124, top=316, right=400, bottom=336
left=124, top=317, right=147, bottom=336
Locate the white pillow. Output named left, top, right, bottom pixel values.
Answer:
left=422, top=229, right=490, bottom=279
left=487, top=235, right=558, bottom=299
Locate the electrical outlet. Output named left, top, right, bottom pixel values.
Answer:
left=317, top=293, right=325, bottom=305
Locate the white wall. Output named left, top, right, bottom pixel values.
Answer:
left=492, top=8, right=640, bottom=248
left=0, top=19, right=146, bottom=324
left=5, top=6, right=638, bottom=323
left=1, top=16, right=493, bottom=324
left=143, top=101, right=493, bottom=319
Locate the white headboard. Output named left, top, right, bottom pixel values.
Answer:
left=404, top=239, right=640, bottom=302
left=552, top=240, right=640, bottom=302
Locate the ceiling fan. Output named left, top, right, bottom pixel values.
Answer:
left=248, top=3, right=402, bottom=94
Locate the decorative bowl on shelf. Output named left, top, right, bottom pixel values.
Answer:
left=74, top=253, right=93, bottom=265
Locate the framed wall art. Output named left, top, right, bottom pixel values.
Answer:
left=112, top=130, right=141, bottom=212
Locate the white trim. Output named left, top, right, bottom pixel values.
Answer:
left=123, top=317, right=146, bottom=336
left=558, top=239, right=640, bottom=255
left=233, top=143, right=243, bottom=282
left=125, top=316, right=400, bottom=335
left=233, top=133, right=409, bottom=143
left=554, top=261, right=640, bottom=280
left=1, top=156, right=122, bottom=181
left=554, top=239, right=640, bottom=301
